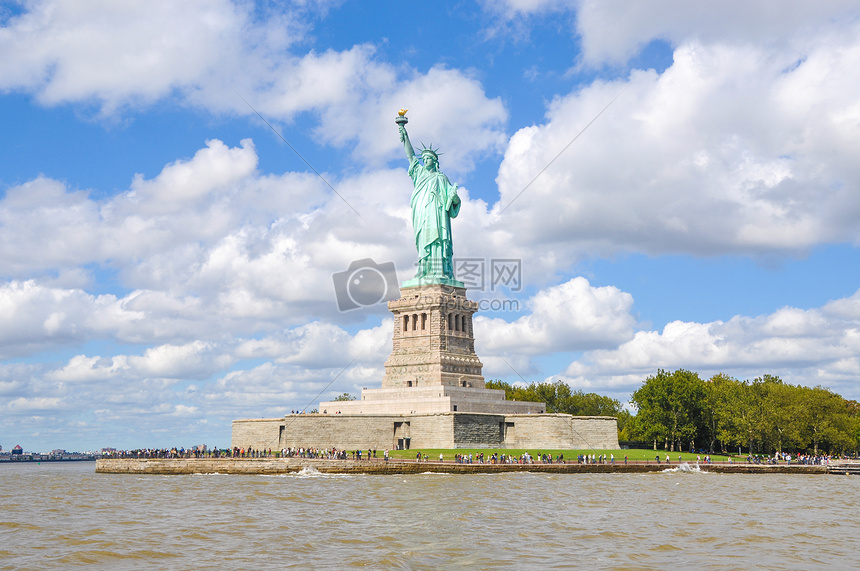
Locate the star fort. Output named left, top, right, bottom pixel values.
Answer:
left=232, top=112, right=618, bottom=452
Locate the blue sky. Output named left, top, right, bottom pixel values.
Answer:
left=3, top=0, right=860, bottom=452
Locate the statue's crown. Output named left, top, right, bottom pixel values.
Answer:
left=420, top=143, right=442, bottom=159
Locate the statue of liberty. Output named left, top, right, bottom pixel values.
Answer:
left=397, top=111, right=464, bottom=287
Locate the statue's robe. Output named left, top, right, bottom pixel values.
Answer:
left=408, top=155, right=460, bottom=279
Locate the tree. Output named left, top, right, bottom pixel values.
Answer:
left=703, top=373, right=739, bottom=453
left=798, top=386, right=849, bottom=455
left=630, top=370, right=670, bottom=449
left=485, top=379, right=514, bottom=399
left=486, top=379, right=626, bottom=436
left=630, top=369, right=705, bottom=452
left=616, top=409, right=635, bottom=441
left=332, top=392, right=357, bottom=402
left=760, top=377, right=802, bottom=455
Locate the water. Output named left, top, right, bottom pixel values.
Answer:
left=1, top=462, right=857, bottom=569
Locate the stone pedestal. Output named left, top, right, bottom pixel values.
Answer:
left=320, top=284, right=544, bottom=416
left=382, top=284, right=484, bottom=390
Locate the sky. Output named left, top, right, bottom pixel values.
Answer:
left=2, top=0, right=860, bottom=452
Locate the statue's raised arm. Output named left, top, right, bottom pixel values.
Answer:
left=395, top=110, right=464, bottom=288
left=398, top=124, right=415, bottom=163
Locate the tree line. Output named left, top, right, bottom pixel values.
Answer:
left=488, top=371, right=860, bottom=455
left=486, top=379, right=632, bottom=434
left=628, top=369, right=859, bottom=455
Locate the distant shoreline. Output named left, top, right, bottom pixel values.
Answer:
left=95, top=458, right=844, bottom=476
left=1, top=457, right=96, bottom=463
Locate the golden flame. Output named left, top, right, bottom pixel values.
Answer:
left=398, top=108, right=408, bottom=117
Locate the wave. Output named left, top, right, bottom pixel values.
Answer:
left=662, top=462, right=706, bottom=474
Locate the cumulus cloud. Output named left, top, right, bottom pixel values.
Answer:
left=486, top=1, right=859, bottom=68
left=561, top=289, right=860, bottom=399
left=0, top=138, right=422, bottom=357
left=492, top=28, right=860, bottom=262
left=0, top=316, right=394, bottom=443
left=475, top=277, right=636, bottom=355
left=0, top=281, right=143, bottom=357
left=575, top=0, right=860, bottom=67
left=0, top=0, right=305, bottom=111
left=48, top=341, right=234, bottom=383
left=0, top=1, right=507, bottom=172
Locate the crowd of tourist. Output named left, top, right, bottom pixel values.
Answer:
left=578, top=453, right=616, bottom=464
left=102, top=447, right=225, bottom=459
left=101, top=447, right=850, bottom=465
left=750, top=452, right=835, bottom=465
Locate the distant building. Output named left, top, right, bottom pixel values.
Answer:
left=11, top=445, right=23, bottom=455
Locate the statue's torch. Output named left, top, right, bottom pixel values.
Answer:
left=396, top=108, right=408, bottom=127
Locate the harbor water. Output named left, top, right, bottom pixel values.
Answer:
left=1, top=461, right=857, bottom=569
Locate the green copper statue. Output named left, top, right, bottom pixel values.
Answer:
left=396, top=110, right=464, bottom=288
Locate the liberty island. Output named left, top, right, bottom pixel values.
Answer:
left=225, top=111, right=618, bottom=454
left=97, top=112, right=618, bottom=474
left=93, top=109, right=859, bottom=470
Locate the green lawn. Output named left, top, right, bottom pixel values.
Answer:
left=383, top=448, right=737, bottom=463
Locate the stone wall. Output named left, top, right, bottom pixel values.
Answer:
left=232, top=413, right=619, bottom=451
left=284, top=415, right=401, bottom=449
left=230, top=418, right=283, bottom=451
left=453, top=414, right=503, bottom=448
left=320, top=386, right=544, bottom=416
left=568, top=416, right=620, bottom=449
left=503, top=415, right=619, bottom=449
left=408, top=415, right=454, bottom=448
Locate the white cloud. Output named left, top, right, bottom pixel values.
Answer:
left=561, top=290, right=860, bottom=399
left=492, top=29, right=860, bottom=261
left=475, top=277, right=636, bottom=355
left=575, top=0, right=860, bottom=67
left=0, top=0, right=305, bottom=111
left=4, top=397, right=64, bottom=411
left=47, top=341, right=234, bottom=383
left=0, top=281, right=137, bottom=357
left=0, top=1, right=507, bottom=171
left=0, top=316, right=393, bottom=442
left=126, top=139, right=258, bottom=211
left=0, top=139, right=423, bottom=355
